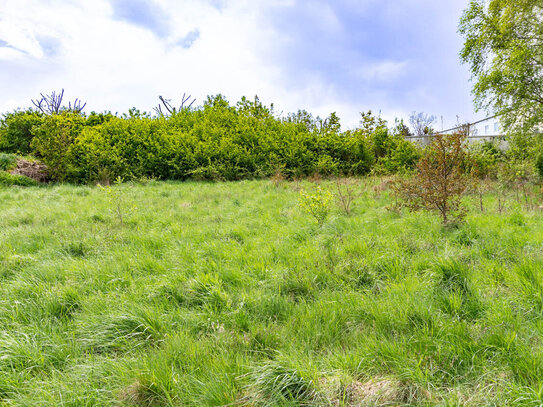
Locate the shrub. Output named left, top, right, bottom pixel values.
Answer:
left=29, top=112, right=87, bottom=181
left=0, top=153, right=17, bottom=171
left=498, top=160, right=538, bottom=210
left=375, top=136, right=421, bottom=174
left=370, top=126, right=392, bottom=158
left=467, top=140, right=503, bottom=178
left=34, top=97, right=375, bottom=183
left=0, top=110, right=43, bottom=154
left=0, top=95, right=414, bottom=183
left=334, top=178, right=358, bottom=215
left=299, top=185, right=333, bottom=225
left=99, top=177, right=136, bottom=226
left=0, top=171, right=39, bottom=187
left=392, top=132, right=470, bottom=224
left=364, top=121, right=421, bottom=175
left=508, top=132, right=543, bottom=163
left=535, top=152, right=543, bottom=179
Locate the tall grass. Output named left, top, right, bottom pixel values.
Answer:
left=0, top=178, right=543, bottom=405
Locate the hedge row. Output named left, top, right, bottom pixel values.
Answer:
left=0, top=95, right=420, bottom=183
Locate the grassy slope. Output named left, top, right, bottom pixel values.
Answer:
left=0, top=179, right=543, bottom=406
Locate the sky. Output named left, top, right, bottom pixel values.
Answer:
left=0, top=0, right=478, bottom=130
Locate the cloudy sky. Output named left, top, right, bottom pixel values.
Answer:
left=0, top=0, right=477, bottom=129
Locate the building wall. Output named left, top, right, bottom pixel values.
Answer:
left=405, top=116, right=507, bottom=147
left=469, top=117, right=502, bottom=138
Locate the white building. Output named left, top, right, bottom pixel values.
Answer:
left=466, top=116, right=504, bottom=141
left=406, top=115, right=506, bottom=146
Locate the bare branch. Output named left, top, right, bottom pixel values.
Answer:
left=155, top=93, right=197, bottom=116
left=31, top=89, right=86, bottom=114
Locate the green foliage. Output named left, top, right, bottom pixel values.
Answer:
left=299, top=185, right=333, bottom=224
left=536, top=153, right=543, bottom=179
left=29, top=112, right=87, bottom=181
left=370, top=126, right=391, bottom=158
left=14, top=95, right=387, bottom=183
left=393, top=133, right=469, bottom=224
left=508, top=132, right=543, bottom=163
left=0, top=153, right=17, bottom=171
left=0, top=171, right=38, bottom=187
left=467, top=140, right=504, bottom=178
left=375, top=135, right=421, bottom=174
left=0, top=96, right=425, bottom=184
left=459, top=0, right=543, bottom=134
left=0, top=110, right=43, bottom=154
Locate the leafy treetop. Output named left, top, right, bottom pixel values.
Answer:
left=459, top=0, right=543, bottom=134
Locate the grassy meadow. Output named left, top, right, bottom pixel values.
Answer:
left=1, top=178, right=543, bottom=406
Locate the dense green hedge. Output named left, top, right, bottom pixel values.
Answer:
left=0, top=95, right=420, bottom=183
left=0, top=110, right=43, bottom=154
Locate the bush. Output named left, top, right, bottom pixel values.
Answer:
left=0, top=95, right=417, bottom=183
left=508, top=132, right=543, bottom=163
left=375, top=136, right=420, bottom=174
left=28, top=97, right=376, bottom=183
left=535, top=152, right=543, bottom=179
left=0, top=110, right=43, bottom=154
left=467, top=140, right=503, bottom=178
left=392, top=132, right=470, bottom=224
left=0, top=171, right=39, bottom=187
left=0, top=153, right=17, bottom=171
left=299, top=186, right=333, bottom=225
left=29, top=112, right=87, bottom=181
left=362, top=123, right=421, bottom=175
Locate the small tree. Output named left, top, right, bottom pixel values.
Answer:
left=459, top=0, right=543, bottom=135
left=392, top=132, right=469, bottom=224
left=409, top=111, right=436, bottom=139
left=299, top=186, right=333, bottom=225
left=334, top=177, right=357, bottom=215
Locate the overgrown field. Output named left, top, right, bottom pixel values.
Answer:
left=2, top=179, right=543, bottom=406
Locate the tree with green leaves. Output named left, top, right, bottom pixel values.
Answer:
left=459, top=0, right=543, bottom=134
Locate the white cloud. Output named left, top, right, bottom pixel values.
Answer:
left=0, top=20, right=45, bottom=58
left=0, top=0, right=475, bottom=128
left=350, top=60, right=408, bottom=83
left=0, top=0, right=292, bottom=117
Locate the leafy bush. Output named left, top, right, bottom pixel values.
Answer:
left=370, top=126, right=392, bottom=158
left=392, top=132, right=470, bottom=224
left=299, top=185, right=333, bottom=225
left=29, top=112, right=87, bottom=181
left=0, top=110, right=43, bottom=154
left=467, top=140, right=503, bottom=178
left=0, top=153, right=17, bottom=171
left=27, top=96, right=377, bottom=183
left=358, top=122, right=421, bottom=175
left=535, top=152, right=543, bottom=179
left=508, top=132, right=543, bottom=163
left=0, top=171, right=39, bottom=187
left=375, top=136, right=421, bottom=174
left=0, top=95, right=419, bottom=183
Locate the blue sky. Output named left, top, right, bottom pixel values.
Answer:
left=0, top=0, right=475, bottom=129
